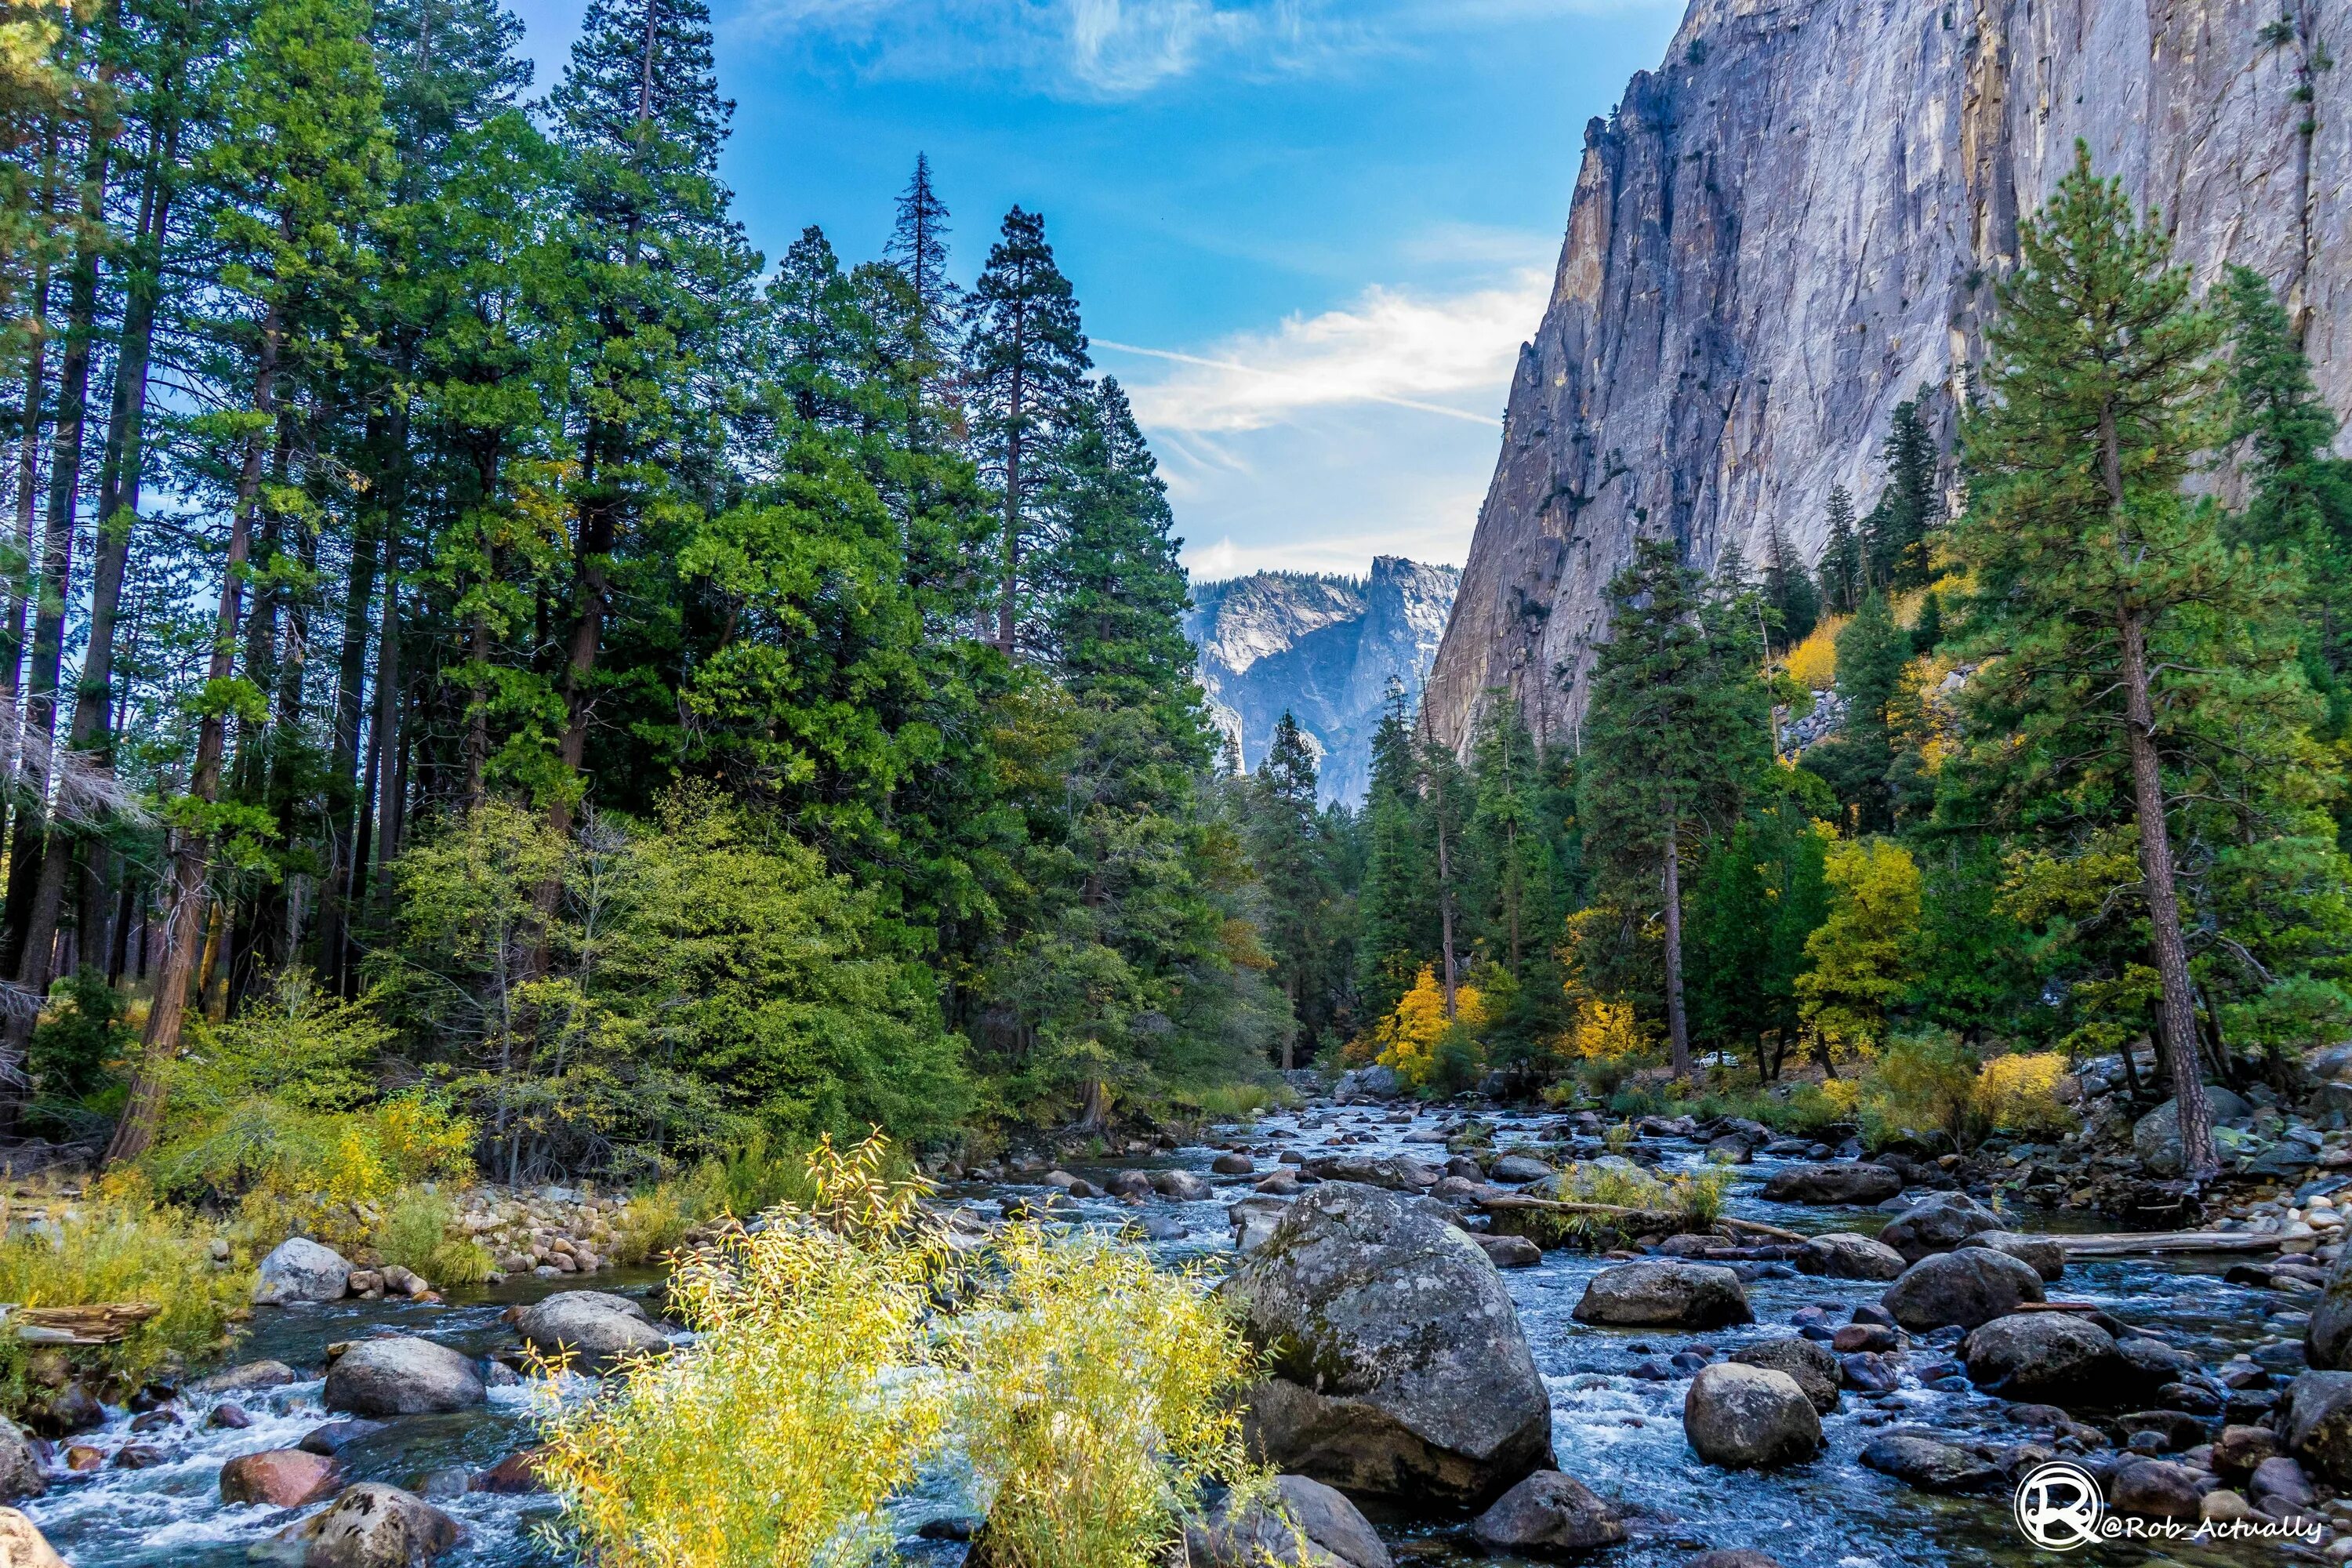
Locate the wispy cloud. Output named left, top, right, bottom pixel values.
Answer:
left=1099, top=265, right=1548, bottom=434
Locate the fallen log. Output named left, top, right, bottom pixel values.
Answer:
left=2046, top=1230, right=2287, bottom=1258
left=4, top=1303, right=159, bottom=1345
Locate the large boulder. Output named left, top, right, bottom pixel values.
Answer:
left=1962, top=1313, right=2124, bottom=1400
left=2307, top=1250, right=2352, bottom=1370
left=1958, top=1232, right=2066, bottom=1283
left=1468, top=1471, right=1628, bottom=1556
left=1225, top=1182, right=1554, bottom=1505
left=1149, top=1170, right=1212, bottom=1201
left=1572, top=1262, right=1753, bottom=1330
left=1857, top=1433, right=2003, bottom=1493
left=253, top=1237, right=352, bottom=1305
left=1760, top=1163, right=1903, bottom=1206
left=2281, top=1370, right=2352, bottom=1485
left=1299, top=1156, right=1440, bottom=1191
left=1728, top=1338, right=1840, bottom=1414
left=0, top=1424, right=39, bottom=1504
left=323, top=1337, right=486, bottom=1417
left=511, top=1291, right=669, bottom=1370
left=273, top=1483, right=462, bottom=1568
left=221, top=1449, right=343, bottom=1508
left=1876, top=1193, right=2004, bottom=1262
left=0, top=1512, right=65, bottom=1568
left=1794, top=1232, right=1907, bottom=1281
left=1334, top=1065, right=1402, bottom=1102
left=2133, top=1088, right=2253, bottom=1176
left=1882, top=1248, right=2045, bottom=1330
left=1682, top=1364, right=1820, bottom=1469
left=1186, top=1475, right=1391, bottom=1568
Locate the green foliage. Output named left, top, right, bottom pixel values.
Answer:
left=0, top=1189, right=251, bottom=1388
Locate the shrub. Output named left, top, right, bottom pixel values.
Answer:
left=375, top=1187, right=494, bottom=1287
left=1369, top=966, right=1486, bottom=1091
left=1973, top=1051, right=2071, bottom=1136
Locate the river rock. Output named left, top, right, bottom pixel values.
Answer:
left=2281, top=1370, right=2352, bottom=1484
left=1958, top=1232, right=2066, bottom=1282
left=1468, top=1470, right=1628, bottom=1555
left=1186, top=1474, right=1392, bottom=1568
left=1149, top=1170, right=1211, bottom=1201
left=1573, top=1261, right=1753, bottom=1330
left=1961, top=1312, right=2122, bottom=1400
left=1857, top=1433, right=2002, bottom=1493
left=221, top=1448, right=343, bottom=1507
left=1334, top=1065, right=1401, bottom=1102
left=323, top=1337, right=486, bottom=1417
left=191, top=1359, right=299, bottom=1394
left=1876, top=1193, right=2003, bottom=1261
left=2306, top=1249, right=2352, bottom=1369
left=1682, top=1363, right=1821, bottom=1469
left=2134, top=1089, right=2253, bottom=1177
left=1474, top=1234, right=1543, bottom=1269
left=23, top=1381, right=100, bottom=1438
left=2252, top=1454, right=2315, bottom=1508
left=1225, top=1181, right=1554, bottom=1505
left=1760, top=1163, right=1902, bottom=1205
left=512, top=1291, right=669, bottom=1370
left=2110, top=1457, right=2202, bottom=1518
left=473, top=1449, right=549, bottom=1495
left=1882, top=1248, right=2045, bottom=1330
left=1793, top=1232, right=1907, bottom=1281
left=1488, top=1155, right=1555, bottom=1185
left=1299, top=1156, right=1440, bottom=1191
left=274, top=1483, right=462, bottom=1568
left=0, top=1511, right=65, bottom=1568
left=0, top=1424, right=37, bottom=1505
left=254, top=1236, right=354, bottom=1305
left=2210, top=1424, right=2278, bottom=1478
left=1728, top=1338, right=1839, bottom=1414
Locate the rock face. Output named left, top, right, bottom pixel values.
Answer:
left=324, top=1338, right=487, bottom=1417
left=274, top=1483, right=462, bottom=1568
left=1882, top=1248, right=2045, bottom=1330
left=1682, top=1364, right=1821, bottom=1469
left=1185, top=558, right=1460, bottom=803
left=1759, top=1164, right=1902, bottom=1206
left=1468, top=1471, right=1628, bottom=1555
left=2310, top=1251, right=2352, bottom=1369
left=1794, top=1232, right=1907, bottom=1281
left=1422, top=0, right=2350, bottom=750
left=1224, top=1182, right=1555, bottom=1505
left=511, top=1292, right=669, bottom=1370
left=1573, top=1261, right=1753, bottom=1329
left=254, top=1237, right=352, bottom=1305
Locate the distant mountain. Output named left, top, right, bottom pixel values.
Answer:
left=1185, top=557, right=1461, bottom=804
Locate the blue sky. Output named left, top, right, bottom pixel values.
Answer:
left=508, top=0, right=1685, bottom=579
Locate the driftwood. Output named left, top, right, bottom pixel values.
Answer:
left=2047, top=1230, right=2289, bottom=1258
left=4, top=1304, right=158, bottom=1345
left=1472, top=1192, right=1807, bottom=1244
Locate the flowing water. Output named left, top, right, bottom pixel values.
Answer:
left=27, top=1102, right=2311, bottom=1567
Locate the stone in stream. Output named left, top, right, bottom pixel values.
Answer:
left=1298, top=1155, right=1441, bottom=1191
left=1684, top=1555, right=1782, bottom=1568
left=1840, top=1352, right=1899, bottom=1393
left=0, top=1424, right=37, bottom=1505
left=1185, top=1474, right=1392, bottom=1568
left=1222, top=1181, right=1554, bottom=1505
left=208, top=1403, right=252, bottom=1430
left=1682, top=1363, right=1820, bottom=1468
left=1213, top=1152, right=1257, bottom=1175
left=0, top=1510, right=67, bottom=1568
left=2108, top=1457, right=2202, bottom=1519
left=2209, top=1423, right=2278, bottom=1478
left=1880, top=1248, right=2044, bottom=1330
left=1759, top=1163, right=1903, bottom=1206
left=2280, top=1370, right=2352, bottom=1484
left=22, top=1382, right=100, bottom=1438
left=1960, top=1312, right=2123, bottom=1401
left=300, top=1420, right=387, bottom=1457
left=1102, top=1170, right=1152, bottom=1200
left=1793, top=1232, right=1907, bottom=1281
left=221, top=1448, right=343, bottom=1508
left=1473, top=1233, right=1543, bottom=1269
left=191, top=1359, right=299, bottom=1394
left=1857, top=1433, right=2003, bottom=1493
left=1875, top=1192, right=2003, bottom=1262
left=2305, top=1247, right=2352, bottom=1369
left=1726, top=1338, right=1839, bottom=1414
left=1487, top=1155, right=1555, bottom=1185
left=1467, top=1470, right=1628, bottom=1555
left=323, top=1337, right=487, bottom=1417
left=1572, top=1262, right=1753, bottom=1330
left=2252, top=1453, right=2316, bottom=1508
left=1958, top=1232, right=2066, bottom=1282
left=1231, top=1197, right=1290, bottom=1255
left=473, top=1449, right=550, bottom=1495
left=1149, top=1170, right=1212, bottom=1201
left=254, top=1236, right=354, bottom=1305
left=1830, top=1323, right=1896, bottom=1353
left=272, top=1483, right=463, bottom=1568
left=511, top=1291, right=670, bottom=1370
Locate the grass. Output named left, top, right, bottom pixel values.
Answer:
left=374, top=1187, right=495, bottom=1287
left=1164, top=1081, right=1298, bottom=1125
left=1505, top=1161, right=1736, bottom=1250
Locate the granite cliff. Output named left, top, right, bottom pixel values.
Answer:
left=1425, top=0, right=2348, bottom=749
left=1186, top=557, right=1461, bottom=804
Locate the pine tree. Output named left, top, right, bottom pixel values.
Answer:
left=1578, top=537, right=1771, bottom=1079
left=885, top=151, right=956, bottom=363
left=964, top=206, right=1089, bottom=656
left=1817, top=484, right=1864, bottom=615
left=1949, top=143, right=2300, bottom=1181
left=1805, top=591, right=1912, bottom=833
left=1866, top=397, right=1940, bottom=590
left=1355, top=682, right=1432, bottom=1022
left=1248, top=711, right=1332, bottom=1067
left=1762, top=513, right=1819, bottom=647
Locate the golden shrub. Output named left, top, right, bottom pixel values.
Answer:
left=1973, top=1052, right=2071, bottom=1134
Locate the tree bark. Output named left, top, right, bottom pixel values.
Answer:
left=1662, top=804, right=1692, bottom=1082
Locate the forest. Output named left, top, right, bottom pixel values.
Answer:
left=0, top=0, right=2345, bottom=1208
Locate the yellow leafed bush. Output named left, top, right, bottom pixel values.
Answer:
left=1784, top=614, right=1847, bottom=691
left=1370, top=965, right=1485, bottom=1089
left=1973, top=1052, right=2071, bottom=1135
left=1565, top=997, right=1645, bottom=1061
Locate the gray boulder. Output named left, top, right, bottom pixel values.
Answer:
left=1298, top=1156, right=1440, bottom=1191
left=1794, top=1232, right=1907, bottom=1281
left=1572, top=1262, right=1753, bottom=1330
left=272, top=1483, right=462, bottom=1568
left=1882, top=1248, right=2045, bottom=1330
left=323, top=1338, right=486, bottom=1417
left=0, top=1423, right=38, bottom=1504
left=1334, top=1065, right=1402, bottom=1102
left=1962, top=1312, right=2122, bottom=1400
left=254, top=1237, right=352, bottom=1305
left=512, top=1292, right=669, bottom=1371
left=2281, top=1370, right=2352, bottom=1485
left=191, top=1359, right=298, bottom=1394
left=1760, top=1163, right=1903, bottom=1205
left=2109, top=1457, right=2201, bottom=1519
left=1225, top=1182, right=1554, bottom=1505
left=1682, top=1363, right=1820, bottom=1469
left=1186, top=1475, right=1391, bottom=1568
left=1473, top=1234, right=1543, bottom=1269
left=2307, top=1250, right=2352, bottom=1370
left=1150, top=1169, right=1211, bottom=1201
left=2133, top=1088, right=2253, bottom=1176
left=1468, top=1471, right=1628, bottom=1555
left=1958, top=1232, right=2066, bottom=1282
left=1488, top=1155, right=1555, bottom=1185
left=1857, top=1433, right=2003, bottom=1493
left=1727, top=1338, right=1839, bottom=1414
left=1876, top=1192, right=2003, bottom=1261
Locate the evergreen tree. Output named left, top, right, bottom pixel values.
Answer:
left=1762, top=513, right=1819, bottom=647
left=964, top=206, right=1088, bottom=656
left=1247, top=711, right=1334, bottom=1066
left=1354, top=682, right=1432, bottom=1023
left=1817, top=484, right=1864, bottom=615
left=1865, top=397, right=1940, bottom=590
left=1804, top=591, right=1912, bottom=833
left=884, top=151, right=956, bottom=366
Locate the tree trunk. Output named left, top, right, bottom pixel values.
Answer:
left=996, top=336, right=1026, bottom=656
left=103, top=297, right=282, bottom=1167
left=1662, top=806, right=1692, bottom=1082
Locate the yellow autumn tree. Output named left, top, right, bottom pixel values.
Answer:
left=1795, top=837, right=1922, bottom=1056
left=1372, top=966, right=1485, bottom=1089
left=1566, top=997, right=1646, bottom=1062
